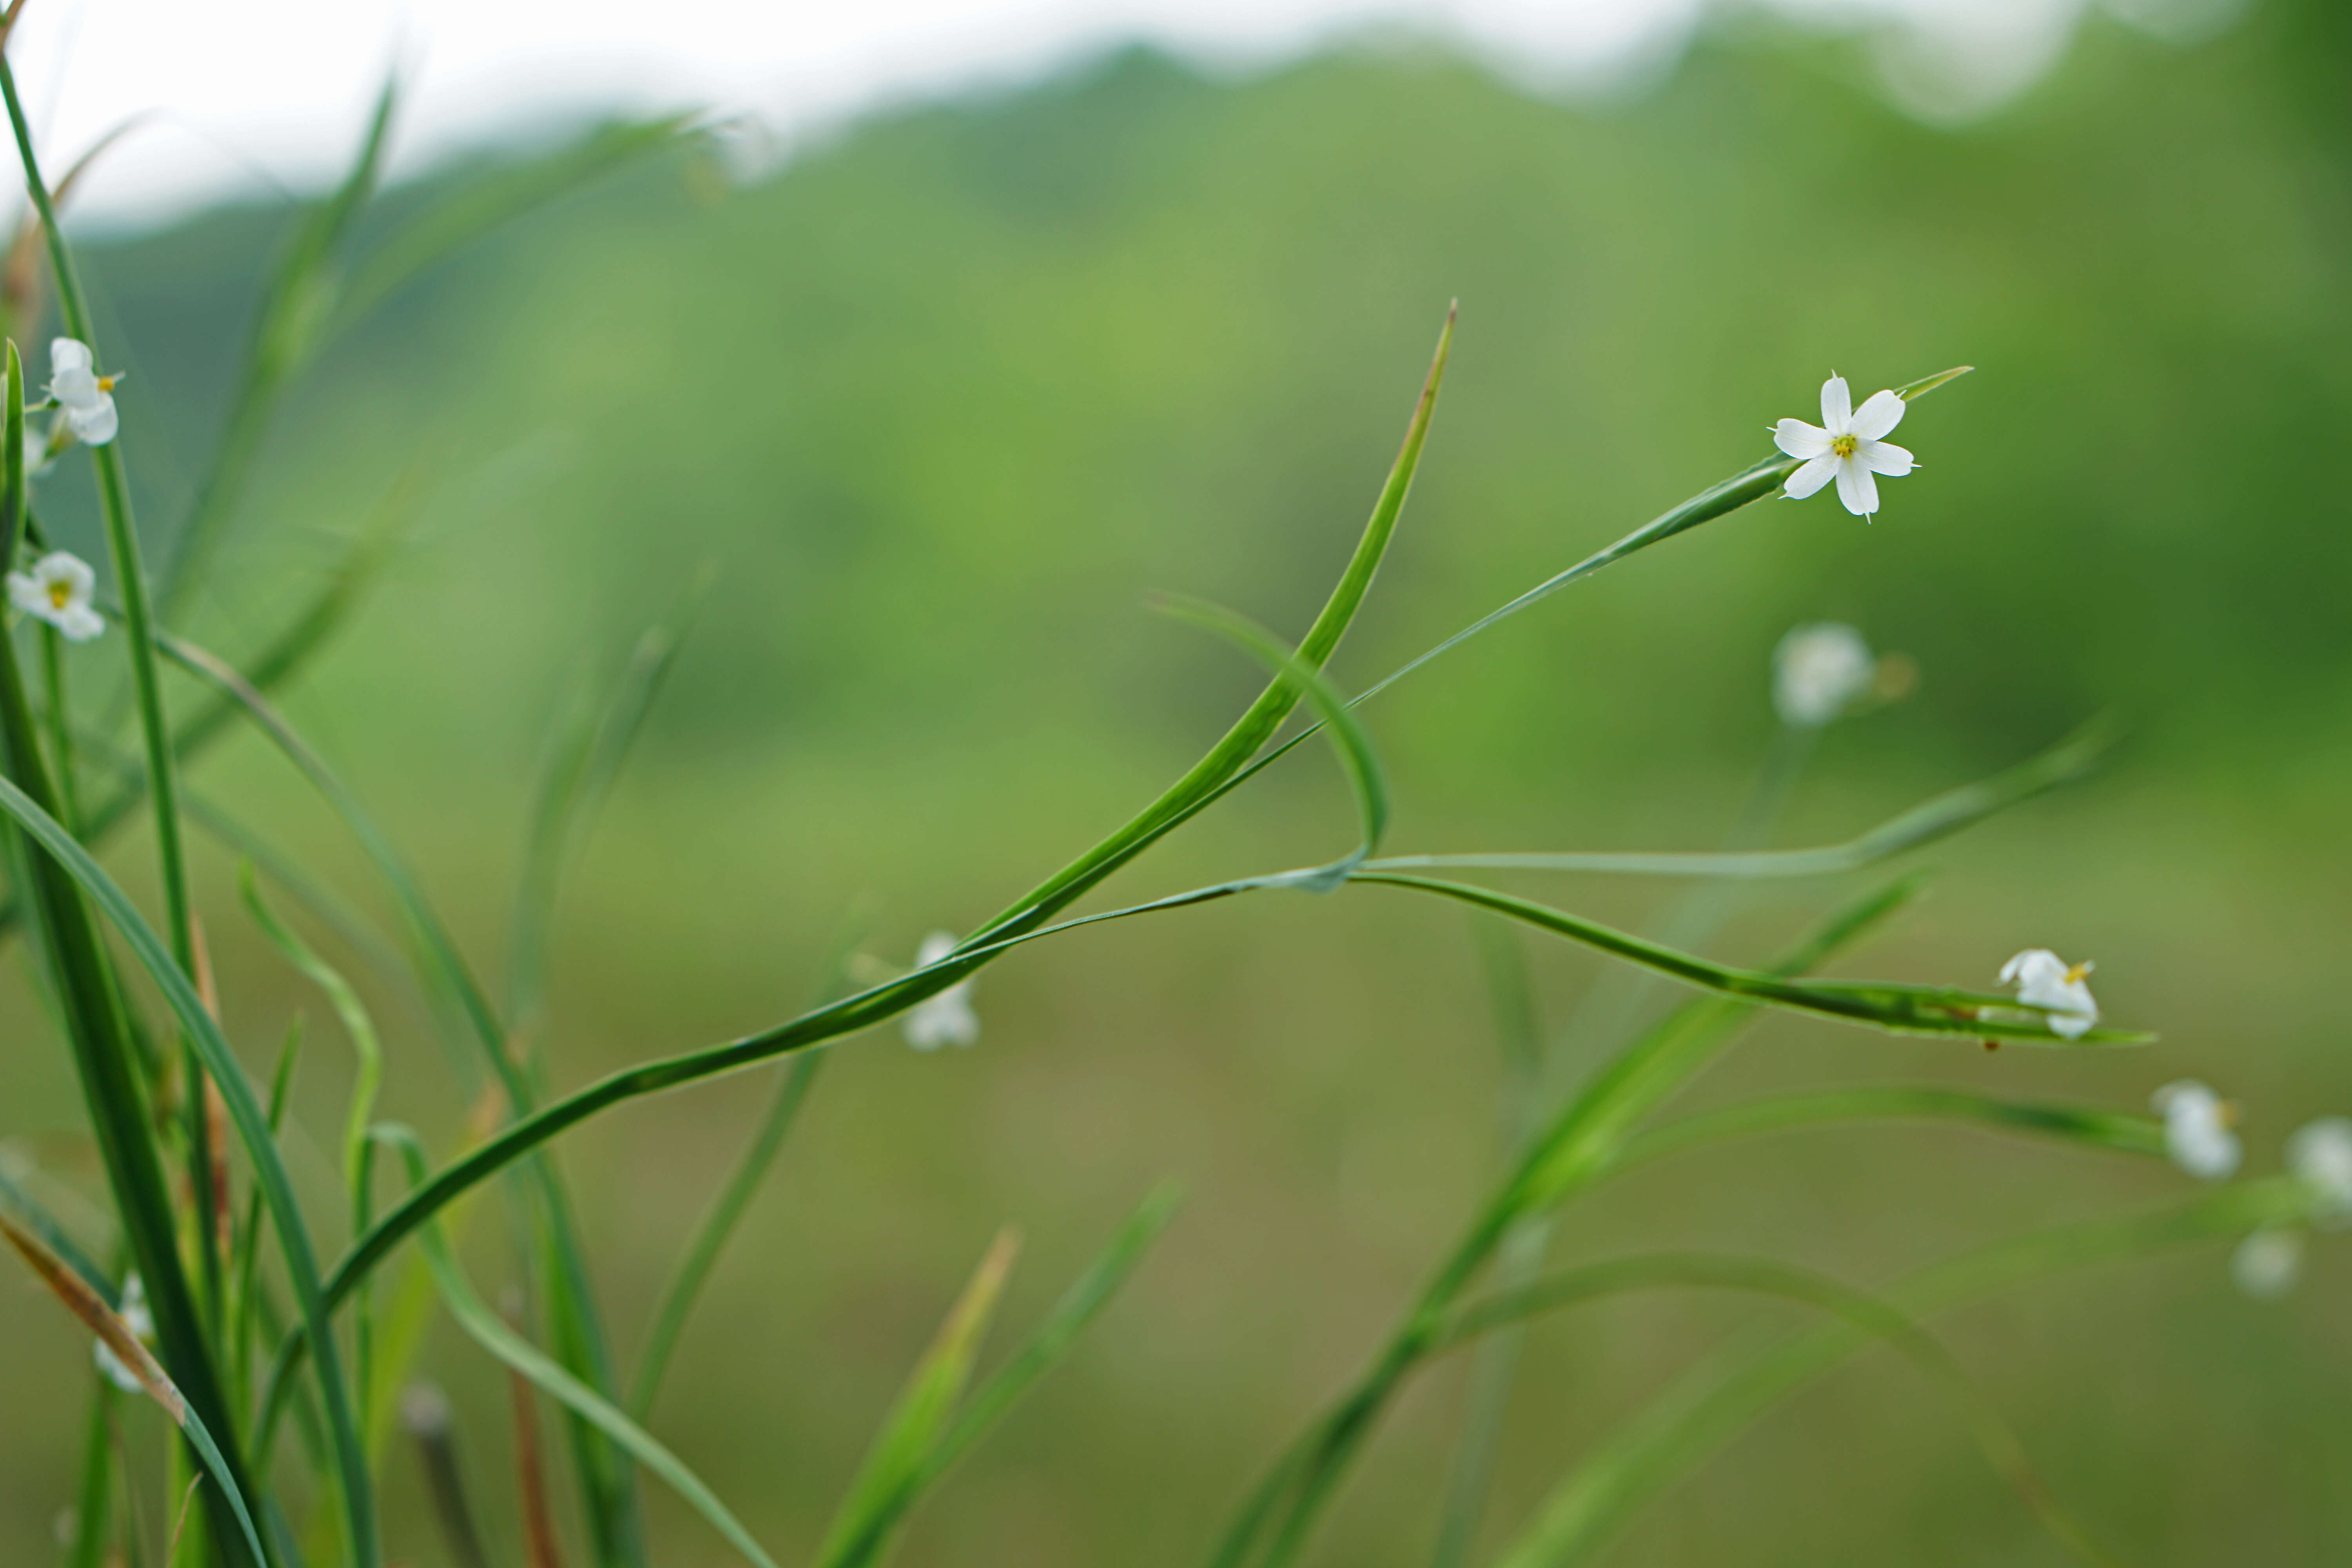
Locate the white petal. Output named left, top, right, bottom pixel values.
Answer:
left=1858, top=439, right=1914, bottom=477
left=1773, top=419, right=1831, bottom=460
left=1818, top=375, right=1852, bottom=433
left=5, top=572, right=42, bottom=617
left=1782, top=455, right=1838, bottom=499
left=58, top=604, right=107, bottom=642
left=915, top=930, right=958, bottom=967
left=1833, top=459, right=1878, bottom=517
left=45, top=552, right=95, bottom=596
left=67, top=396, right=117, bottom=446
left=1849, top=389, right=1906, bottom=441
left=50, top=338, right=92, bottom=376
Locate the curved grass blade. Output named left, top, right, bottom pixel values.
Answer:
left=965, top=305, right=1453, bottom=946
left=1347, top=873, right=2149, bottom=1045
left=1170, top=368, right=1975, bottom=840
left=0, top=1150, right=112, bottom=1298
left=813, top=1229, right=1023, bottom=1568
left=1491, top=1178, right=2310, bottom=1568
left=1433, top=1252, right=2120, bottom=1567
left=0, top=766, right=376, bottom=1565
left=0, top=1209, right=269, bottom=1568
left=1616, top=1087, right=2165, bottom=1174
left=1151, top=594, right=1389, bottom=891
left=238, top=862, right=382, bottom=1203
left=1208, top=878, right=1930, bottom=1568
left=1367, top=716, right=2119, bottom=878
left=368, top=1125, right=784, bottom=1568
left=0, top=334, right=280, bottom=1566
left=511, top=581, right=704, bottom=1038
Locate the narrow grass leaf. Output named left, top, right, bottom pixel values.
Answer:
left=1617, top=1087, right=2165, bottom=1174
left=370, top=1125, right=781, bottom=1568
left=813, top=1229, right=1024, bottom=1568
left=0, top=1210, right=269, bottom=1568
left=1367, top=716, right=2119, bottom=878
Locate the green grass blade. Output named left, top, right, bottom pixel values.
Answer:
left=1491, top=1179, right=2308, bottom=1568
left=1209, top=877, right=1927, bottom=1568
left=0, top=766, right=376, bottom=1566
left=1151, top=594, right=1389, bottom=891
left=238, top=862, right=382, bottom=1202
left=1367, top=716, right=2119, bottom=878
left=0, top=1149, right=112, bottom=1297
left=510, top=583, right=703, bottom=1038
left=1434, top=1252, right=2120, bottom=1568
left=157, top=71, right=400, bottom=616
left=367, top=1125, right=783, bottom=1568
left=1170, top=368, right=1975, bottom=838
left=0, top=336, right=278, bottom=1568
left=627, top=1052, right=826, bottom=1419
left=966, top=305, right=1453, bottom=945
left=1617, top=1087, right=2165, bottom=1174
left=1348, top=873, right=2149, bottom=1045
left=0, top=1210, right=270, bottom=1568
left=817, top=1186, right=1183, bottom=1568
left=813, top=1229, right=1024, bottom=1568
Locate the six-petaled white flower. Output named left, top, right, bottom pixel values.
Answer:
left=2152, top=1080, right=2241, bottom=1181
left=1775, top=374, right=1915, bottom=519
left=902, top=930, right=980, bottom=1051
left=1998, top=948, right=2098, bottom=1040
left=1773, top=622, right=1876, bottom=728
left=7, top=550, right=105, bottom=642
left=48, top=338, right=119, bottom=447
left=2231, top=1227, right=2304, bottom=1300
left=94, top=1272, right=154, bottom=1394
left=2287, top=1116, right=2352, bottom=1227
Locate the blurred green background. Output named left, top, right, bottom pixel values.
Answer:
left=4, top=0, right=2351, bottom=1561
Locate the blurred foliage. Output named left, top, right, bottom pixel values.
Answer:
left=4, top=0, right=2352, bottom=1563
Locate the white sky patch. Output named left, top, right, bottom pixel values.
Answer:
left=2, top=0, right=2247, bottom=230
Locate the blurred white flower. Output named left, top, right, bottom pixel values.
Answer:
left=2151, top=1080, right=2241, bottom=1181
left=902, top=930, right=979, bottom=1051
left=2287, top=1116, right=2352, bottom=1226
left=1775, top=374, right=1916, bottom=519
left=1998, top=948, right=2099, bottom=1040
left=93, top=1272, right=152, bottom=1393
left=7, top=550, right=105, bottom=642
left=47, top=338, right=118, bottom=447
left=1772, top=622, right=1877, bottom=727
left=2231, top=1227, right=2304, bottom=1300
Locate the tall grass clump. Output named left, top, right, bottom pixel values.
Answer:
left=0, top=45, right=2344, bottom=1568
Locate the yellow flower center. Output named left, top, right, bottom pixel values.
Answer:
left=96, top=375, right=118, bottom=393
left=1831, top=434, right=1857, bottom=459
left=46, top=581, right=71, bottom=611
left=2064, top=961, right=2094, bottom=984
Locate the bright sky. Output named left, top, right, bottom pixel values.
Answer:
left=0, top=0, right=2243, bottom=228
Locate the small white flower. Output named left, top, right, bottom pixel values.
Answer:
left=1774, top=374, right=1916, bottom=519
left=2286, top=1116, right=2352, bottom=1227
left=902, top=930, right=979, bottom=1051
left=2231, top=1227, right=2304, bottom=1300
left=2151, top=1080, right=2241, bottom=1181
left=1772, top=622, right=1877, bottom=727
left=1998, top=949, right=2099, bottom=1040
left=93, top=1272, right=153, bottom=1393
left=47, top=339, right=119, bottom=447
left=7, top=551, right=105, bottom=642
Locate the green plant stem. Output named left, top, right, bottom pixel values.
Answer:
left=66, top=1374, right=118, bottom=1568
left=40, top=623, right=80, bottom=831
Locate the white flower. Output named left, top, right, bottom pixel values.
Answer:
left=94, top=1272, right=153, bottom=1393
left=48, top=339, right=119, bottom=446
left=1998, top=949, right=2099, bottom=1040
left=1772, top=622, right=1877, bottom=727
left=902, top=930, right=979, bottom=1051
left=7, top=551, right=105, bottom=642
left=2231, top=1227, right=2304, bottom=1300
left=2286, top=1116, right=2352, bottom=1227
left=1774, top=374, right=1916, bottom=519
left=2151, top=1080, right=2241, bottom=1181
